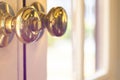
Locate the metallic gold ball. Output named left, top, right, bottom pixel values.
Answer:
left=46, top=7, right=68, bottom=37
left=15, top=7, right=43, bottom=43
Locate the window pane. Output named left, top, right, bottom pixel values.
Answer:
left=84, top=0, right=96, bottom=78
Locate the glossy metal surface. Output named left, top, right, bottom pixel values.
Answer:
left=0, top=2, right=68, bottom=46
left=0, top=2, right=14, bottom=47
left=30, top=2, right=45, bottom=41
left=31, top=2, right=68, bottom=37
left=15, top=7, right=42, bottom=43
left=45, top=7, right=67, bottom=36
left=31, top=2, right=45, bottom=13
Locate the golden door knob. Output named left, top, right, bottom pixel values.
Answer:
left=0, top=2, right=15, bottom=47
left=15, top=7, right=43, bottom=43
left=45, top=7, right=67, bottom=36
left=31, top=2, right=68, bottom=36
left=0, top=2, right=68, bottom=47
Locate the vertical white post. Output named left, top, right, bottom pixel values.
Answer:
left=72, top=0, right=84, bottom=80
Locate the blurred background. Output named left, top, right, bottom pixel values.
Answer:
left=47, top=0, right=101, bottom=80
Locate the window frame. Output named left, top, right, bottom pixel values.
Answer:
left=72, top=0, right=119, bottom=79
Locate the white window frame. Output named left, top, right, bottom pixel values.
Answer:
left=72, top=0, right=119, bottom=80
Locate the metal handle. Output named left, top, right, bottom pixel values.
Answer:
left=0, top=2, right=68, bottom=47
